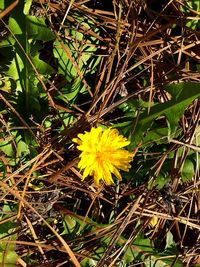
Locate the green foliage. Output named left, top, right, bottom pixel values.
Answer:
left=181, top=159, right=195, bottom=182
left=118, top=232, right=182, bottom=267
left=0, top=245, right=18, bottom=267
left=0, top=1, right=55, bottom=164
left=132, top=82, right=200, bottom=146
left=0, top=205, right=18, bottom=267
left=0, top=2, right=53, bottom=134
left=116, top=82, right=200, bottom=149
left=180, top=1, right=200, bottom=29
left=0, top=75, right=12, bottom=93
left=53, top=14, right=100, bottom=100
left=62, top=215, right=80, bottom=238
left=26, top=16, right=55, bottom=41
left=0, top=129, right=34, bottom=168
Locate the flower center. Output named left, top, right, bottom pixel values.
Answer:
left=96, top=151, right=103, bottom=164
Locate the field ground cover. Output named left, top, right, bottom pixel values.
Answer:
left=0, top=0, right=200, bottom=266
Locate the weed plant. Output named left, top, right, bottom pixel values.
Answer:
left=0, top=0, right=200, bottom=266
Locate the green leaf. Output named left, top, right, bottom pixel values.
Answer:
left=143, top=127, right=168, bottom=145
left=0, top=75, right=12, bottom=93
left=165, top=231, right=174, bottom=249
left=30, top=42, right=54, bottom=75
left=26, top=16, right=55, bottom=41
left=80, top=258, right=97, bottom=267
left=0, top=1, right=4, bottom=9
left=8, top=17, right=23, bottom=35
left=132, top=82, right=200, bottom=146
left=181, top=159, right=195, bottom=182
left=5, top=52, right=24, bottom=92
left=53, top=39, right=76, bottom=79
left=154, top=173, right=169, bottom=190
left=23, top=0, right=33, bottom=15
left=8, top=3, right=54, bottom=41
left=0, top=250, right=18, bottom=267
left=62, top=215, right=78, bottom=236
left=16, top=138, right=30, bottom=158
left=164, top=82, right=200, bottom=134
left=53, top=15, right=100, bottom=100
left=0, top=220, right=18, bottom=267
left=131, top=233, right=181, bottom=267
left=1, top=1, right=50, bottom=131
left=0, top=139, right=13, bottom=157
left=180, top=1, right=200, bottom=30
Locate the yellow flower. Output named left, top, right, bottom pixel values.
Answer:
left=73, top=127, right=134, bottom=185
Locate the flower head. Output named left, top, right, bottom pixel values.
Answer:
left=73, top=127, right=134, bottom=186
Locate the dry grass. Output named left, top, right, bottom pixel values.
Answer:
left=0, top=0, right=200, bottom=266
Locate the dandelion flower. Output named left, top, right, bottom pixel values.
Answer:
left=73, top=127, right=134, bottom=186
